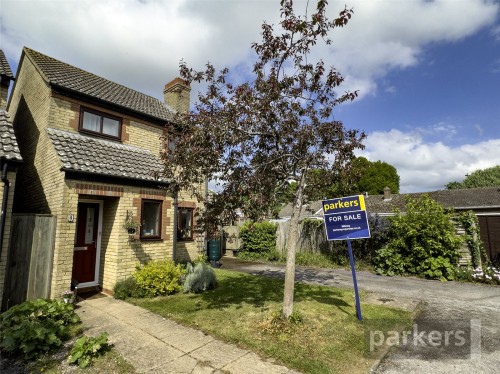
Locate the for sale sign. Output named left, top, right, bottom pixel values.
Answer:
left=322, top=195, right=371, bottom=240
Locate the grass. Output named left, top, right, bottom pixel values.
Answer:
left=130, top=269, right=412, bottom=374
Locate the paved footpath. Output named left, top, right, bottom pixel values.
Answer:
left=76, top=295, right=300, bottom=374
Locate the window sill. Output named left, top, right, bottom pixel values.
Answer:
left=140, top=237, right=163, bottom=242
left=79, top=129, right=122, bottom=142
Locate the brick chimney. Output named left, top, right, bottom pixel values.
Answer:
left=383, top=186, right=391, bottom=201
left=163, top=77, right=191, bottom=114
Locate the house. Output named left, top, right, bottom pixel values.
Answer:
left=278, top=187, right=500, bottom=262
left=3, top=47, right=204, bottom=307
left=0, top=50, right=23, bottom=307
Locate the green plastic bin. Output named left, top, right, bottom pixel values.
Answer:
left=207, top=240, right=221, bottom=261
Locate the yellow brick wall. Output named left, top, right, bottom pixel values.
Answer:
left=8, top=56, right=63, bottom=215
left=0, top=171, right=18, bottom=306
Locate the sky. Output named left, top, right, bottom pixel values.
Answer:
left=1, top=0, right=499, bottom=193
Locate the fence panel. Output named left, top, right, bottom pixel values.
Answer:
left=2, top=214, right=56, bottom=309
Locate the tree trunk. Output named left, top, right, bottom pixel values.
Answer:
left=282, top=171, right=307, bottom=317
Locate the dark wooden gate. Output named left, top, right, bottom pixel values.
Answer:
left=1, top=214, right=56, bottom=311
left=479, top=216, right=500, bottom=263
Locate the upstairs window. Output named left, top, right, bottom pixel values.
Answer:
left=80, top=108, right=121, bottom=139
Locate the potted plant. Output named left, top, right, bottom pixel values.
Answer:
left=62, top=290, right=75, bottom=304
left=123, top=218, right=139, bottom=234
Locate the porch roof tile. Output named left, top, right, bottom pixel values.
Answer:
left=47, top=128, right=168, bottom=184
left=0, top=110, right=23, bottom=162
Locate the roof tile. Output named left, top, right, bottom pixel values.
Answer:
left=46, top=128, right=168, bottom=183
left=25, top=48, right=175, bottom=122
left=0, top=50, right=14, bottom=79
left=0, top=110, right=22, bottom=162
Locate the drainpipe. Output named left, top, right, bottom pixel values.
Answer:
left=0, top=162, right=10, bottom=257
left=172, top=184, right=179, bottom=262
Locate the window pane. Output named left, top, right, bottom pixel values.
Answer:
left=102, top=117, right=120, bottom=137
left=142, top=202, right=161, bottom=237
left=179, top=209, right=193, bottom=239
left=82, top=112, right=100, bottom=132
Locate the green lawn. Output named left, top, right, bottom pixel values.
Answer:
left=131, top=269, right=412, bottom=374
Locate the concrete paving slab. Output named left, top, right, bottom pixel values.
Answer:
left=83, top=319, right=131, bottom=343
left=124, top=339, right=184, bottom=373
left=153, top=323, right=215, bottom=353
left=189, top=340, right=248, bottom=369
left=147, top=354, right=200, bottom=373
left=122, top=312, right=175, bottom=335
left=112, top=330, right=162, bottom=356
left=222, top=352, right=290, bottom=374
left=78, top=313, right=118, bottom=330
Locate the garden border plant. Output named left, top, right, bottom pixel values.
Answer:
left=374, top=194, right=463, bottom=281
left=0, top=299, right=81, bottom=359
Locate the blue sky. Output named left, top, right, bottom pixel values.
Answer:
left=1, top=0, right=499, bottom=192
left=337, top=28, right=500, bottom=146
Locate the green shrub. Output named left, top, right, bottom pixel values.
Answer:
left=239, top=221, right=277, bottom=255
left=0, top=299, right=81, bottom=359
left=133, top=260, right=185, bottom=297
left=68, top=333, right=110, bottom=368
left=457, top=211, right=488, bottom=268
left=374, top=195, right=463, bottom=280
left=183, top=262, right=218, bottom=293
left=113, top=277, right=146, bottom=300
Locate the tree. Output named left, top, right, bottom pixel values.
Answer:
left=352, top=157, right=400, bottom=194
left=446, top=165, right=500, bottom=189
left=163, top=0, right=364, bottom=317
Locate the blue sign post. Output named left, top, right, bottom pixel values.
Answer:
left=322, top=195, right=370, bottom=321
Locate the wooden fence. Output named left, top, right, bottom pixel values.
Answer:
left=2, top=214, right=56, bottom=310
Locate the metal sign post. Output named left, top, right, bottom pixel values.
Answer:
left=347, top=238, right=362, bottom=320
left=322, top=195, right=370, bottom=321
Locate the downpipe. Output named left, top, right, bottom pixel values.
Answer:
left=0, top=162, right=10, bottom=257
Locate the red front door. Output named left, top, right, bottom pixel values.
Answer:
left=72, top=203, right=99, bottom=284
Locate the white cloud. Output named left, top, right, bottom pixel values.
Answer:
left=0, top=0, right=497, bottom=100
left=475, top=124, right=484, bottom=137
left=357, top=129, right=500, bottom=193
left=385, top=86, right=397, bottom=94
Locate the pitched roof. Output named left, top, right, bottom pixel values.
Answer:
left=0, top=110, right=22, bottom=163
left=24, top=47, right=175, bottom=123
left=278, top=200, right=324, bottom=220
left=47, top=128, right=168, bottom=184
left=0, top=50, right=14, bottom=79
left=365, top=187, right=500, bottom=213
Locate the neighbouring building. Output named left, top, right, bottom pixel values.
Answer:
left=0, top=50, right=23, bottom=308
left=2, top=47, right=204, bottom=308
left=278, top=187, right=500, bottom=262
